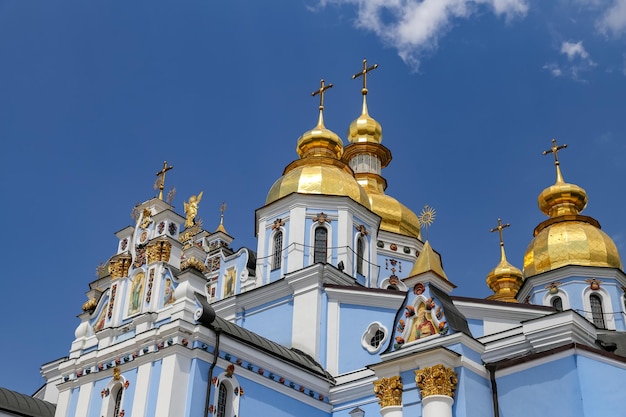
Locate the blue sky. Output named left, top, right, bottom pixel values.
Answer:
left=1, top=0, right=625, bottom=395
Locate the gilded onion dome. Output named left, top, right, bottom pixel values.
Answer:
left=523, top=140, right=623, bottom=277
left=342, top=60, right=421, bottom=239
left=486, top=220, right=523, bottom=303
left=266, top=80, right=370, bottom=208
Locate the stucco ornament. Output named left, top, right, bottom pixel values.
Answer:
left=415, top=364, right=458, bottom=398
left=373, top=375, right=403, bottom=407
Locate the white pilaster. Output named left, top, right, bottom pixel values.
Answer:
left=54, top=388, right=71, bottom=417
left=74, top=381, right=93, bottom=417
left=287, top=205, right=306, bottom=272
left=154, top=354, right=191, bottom=417
left=130, top=361, right=153, bottom=417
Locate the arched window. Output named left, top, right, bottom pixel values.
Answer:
left=314, top=227, right=327, bottom=264
left=590, top=294, right=606, bottom=328
left=356, top=238, right=364, bottom=275
left=216, top=383, right=228, bottom=417
left=112, top=386, right=123, bottom=417
left=272, top=231, right=283, bottom=270
left=552, top=296, right=563, bottom=312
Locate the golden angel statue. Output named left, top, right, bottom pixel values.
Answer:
left=184, top=191, right=203, bottom=228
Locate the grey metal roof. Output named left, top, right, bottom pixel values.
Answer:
left=195, top=293, right=334, bottom=382
left=0, top=387, right=56, bottom=417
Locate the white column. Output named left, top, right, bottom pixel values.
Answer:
left=379, top=405, right=403, bottom=417
left=422, top=395, right=454, bottom=417
left=54, top=388, right=71, bottom=417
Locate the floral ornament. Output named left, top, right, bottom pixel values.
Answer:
left=414, top=283, right=425, bottom=295
left=119, top=410, right=125, bottom=417
left=272, top=218, right=286, bottom=230
left=313, top=212, right=331, bottom=224
left=355, top=224, right=368, bottom=236
left=396, top=319, right=405, bottom=333
left=394, top=336, right=405, bottom=349
left=101, top=388, right=110, bottom=398
left=545, top=282, right=562, bottom=294
left=226, top=364, right=235, bottom=378
left=438, top=321, right=449, bottom=334
left=425, top=298, right=435, bottom=310
left=212, top=377, right=218, bottom=386
left=405, top=305, right=415, bottom=317
left=124, top=380, right=130, bottom=389
left=208, top=405, right=214, bottom=413
left=586, top=278, right=602, bottom=291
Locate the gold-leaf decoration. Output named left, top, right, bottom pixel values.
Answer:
left=415, top=364, right=458, bottom=398
left=373, top=375, right=402, bottom=407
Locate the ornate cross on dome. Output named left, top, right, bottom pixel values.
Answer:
left=352, top=58, right=378, bottom=95
left=542, top=138, right=568, bottom=166
left=311, top=79, right=333, bottom=110
left=155, top=161, right=173, bottom=200
left=490, top=218, right=510, bottom=248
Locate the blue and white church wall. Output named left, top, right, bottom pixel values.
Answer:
left=517, top=265, right=626, bottom=331
left=375, top=231, right=423, bottom=291
left=255, top=194, right=380, bottom=288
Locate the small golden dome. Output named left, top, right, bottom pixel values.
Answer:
left=296, top=113, right=343, bottom=159
left=538, top=179, right=587, bottom=217
left=347, top=96, right=382, bottom=144
left=523, top=219, right=622, bottom=276
left=266, top=163, right=370, bottom=208
left=487, top=247, right=523, bottom=303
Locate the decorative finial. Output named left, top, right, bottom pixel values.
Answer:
left=183, top=192, right=203, bottom=229
left=219, top=201, right=226, bottom=225
left=418, top=205, right=436, bottom=240
left=490, top=218, right=510, bottom=248
left=215, top=201, right=228, bottom=234
left=352, top=58, right=378, bottom=95
left=542, top=138, right=567, bottom=183
left=155, top=161, right=174, bottom=200
left=311, top=79, right=333, bottom=127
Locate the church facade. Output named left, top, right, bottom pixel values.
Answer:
left=29, top=62, right=626, bottom=417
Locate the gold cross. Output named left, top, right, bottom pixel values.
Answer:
left=352, top=58, right=378, bottom=95
left=220, top=201, right=227, bottom=215
left=311, top=79, right=333, bottom=110
left=155, top=161, right=173, bottom=200
left=490, top=218, right=510, bottom=247
left=542, top=138, right=567, bottom=165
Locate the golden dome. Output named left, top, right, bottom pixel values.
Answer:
left=347, top=95, right=382, bottom=144
left=523, top=139, right=622, bottom=277
left=266, top=163, right=370, bottom=208
left=523, top=219, right=622, bottom=276
left=366, top=184, right=421, bottom=239
left=266, top=83, right=370, bottom=208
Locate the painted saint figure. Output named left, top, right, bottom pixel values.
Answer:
left=128, top=272, right=145, bottom=315
left=407, top=302, right=438, bottom=342
left=163, top=278, right=175, bottom=306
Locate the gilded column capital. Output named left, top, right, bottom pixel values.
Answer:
left=415, top=364, right=458, bottom=398
left=109, top=255, right=131, bottom=280
left=147, top=239, right=172, bottom=264
left=373, top=375, right=403, bottom=407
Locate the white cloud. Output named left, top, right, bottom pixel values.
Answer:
left=597, top=0, right=626, bottom=35
left=319, top=0, right=528, bottom=70
left=543, top=40, right=596, bottom=81
left=543, top=63, right=563, bottom=77
left=560, top=41, right=589, bottom=61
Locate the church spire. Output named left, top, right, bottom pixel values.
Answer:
left=486, top=218, right=523, bottom=303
